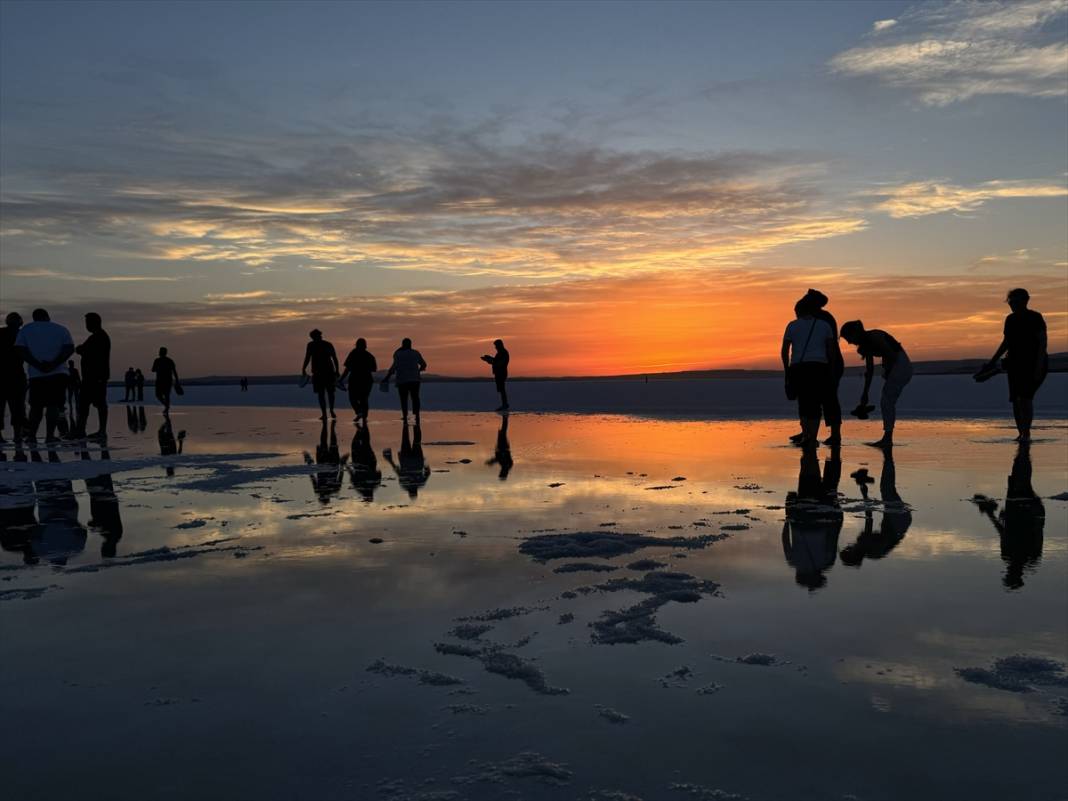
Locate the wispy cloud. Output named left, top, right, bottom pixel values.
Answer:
left=867, top=178, right=1068, bottom=217
left=203, top=290, right=279, bottom=301
left=831, top=0, right=1068, bottom=105
left=3, top=267, right=179, bottom=282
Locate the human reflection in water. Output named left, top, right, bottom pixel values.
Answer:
left=486, top=414, right=514, bottom=480
left=972, top=444, right=1044, bottom=590
left=81, top=446, right=124, bottom=557
left=31, top=446, right=87, bottom=566
left=126, top=405, right=148, bottom=434
left=782, top=446, right=842, bottom=590
left=0, top=445, right=38, bottom=564
left=840, top=445, right=912, bottom=567
left=383, top=424, right=430, bottom=499
left=348, top=424, right=382, bottom=502
left=158, top=416, right=186, bottom=477
left=305, top=420, right=345, bottom=503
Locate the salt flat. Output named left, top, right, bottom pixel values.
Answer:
left=2, top=408, right=1066, bottom=801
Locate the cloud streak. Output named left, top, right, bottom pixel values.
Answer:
left=868, top=178, right=1068, bottom=217
left=831, top=0, right=1068, bottom=105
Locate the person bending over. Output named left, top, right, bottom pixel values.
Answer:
left=840, top=320, right=912, bottom=448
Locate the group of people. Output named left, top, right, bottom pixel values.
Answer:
left=301, top=332, right=510, bottom=424
left=0, top=307, right=183, bottom=443
left=782, top=287, right=1048, bottom=447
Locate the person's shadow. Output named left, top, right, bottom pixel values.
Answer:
left=305, top=420, right=345, bottom=504
left=840, top=446, right=912, bottom=567
left=781, top=446, right=842, bottom=590
left=0, top=446, right=38, bottom=565
left=348, top=424, right=382, bottom=502
left=82, top=446, right=124, bottom=557
left=486, top=414, right=514, bottom=481
left=383, top=423, right=430, bottom=500
left=971, top=444, right=1044, bottom=590
left=158, top=417, right=186, bottom=476
left=30, top=447, right=86, bottom=567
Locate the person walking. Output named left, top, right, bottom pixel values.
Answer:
left=781, top=298, right=836, bottom=447
left=480, top=339, right=510, bottom=412
left=982, top=288, right=1048, bottom=443
left=339, top=338, right=377, bottom=425
left=151, top=347, right=181, bottom=414
left=301, top=329, right=339, bottom=420
left=840, top=320, right=912, bottom=448
left=13, top=308, right=74, bottom=442
left=383, top=338, right=427, bottom=425
left=1, top=312, right=28, bottom=441
left=789, top=289, right=843, bottom=445
left=135, top=369, right=145, bottom=401
left=123, top=367, right=136, bottom=402
left=73, top=312, right=111, bottom=439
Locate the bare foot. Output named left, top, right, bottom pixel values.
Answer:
left=865, top=437, right=893, bottom=449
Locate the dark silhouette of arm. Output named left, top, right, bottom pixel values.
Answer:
left=418, top=353, right=427, bottom=373
left=860, top=354, right=874, bottom=402
left=302, top=343, right=312, bottom=376
left=13, top=345, right=41, bottom=371
left=780, top=337, right=790, bottom=371
left=329, top=344, right=339, bottom=377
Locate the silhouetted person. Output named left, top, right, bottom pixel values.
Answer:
left=790, top=289, right=843, bottom=445
left=841, top=320, right=912, bottom=448
left=339, top=338, right=377, bottom=425
left=840, top=446, right=911, bottom=567
left=240, top=377, right=249, bottom=392
left=151, top=347, right=180, bottom=413
left=73, top=312, right=111, bottom=439
left=486, top=414, right=514, bottom=480
left=781, top=445, right=842, bottom=590
left=305, top=420, right=345, bottom=503
left=481, top=339, right=510, bottom=411
left=14, top=308, right=74, bottom=443
left=1, top=312, right=27, bottom=441
left=983, top=288, right=1048, bottom=443
left=972, top=444, right=1044, bottom=590
left=384, top=338, right=427, bottom=425
left=348, top=424, right=382, bottom=502
left=135, top=368, right=145, bottom=401
left=124, top=367, right=136, bottom=402
left=66, top=360, right=81, bottom=412
left=781, top=298, right=836, bottom=447
left=383, top=423, right=430, bottom=499
left=82, top=446, right=123, bottom=557
left=302, top=329, right=339, bottom=420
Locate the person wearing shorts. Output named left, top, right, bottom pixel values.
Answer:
left=302, top=329, right=339, bottom=420
left=983, top=288, right=1048, bottom=443
left=14, top=308, right=74, bottom=442
left=384, top=338, right=427, bottom=425
left=151, top=347, right=181, bottom=414
left=781, top=299, right=836, bottom=448
left=339, top=338, right=377, bottom=424
left=74, top=312, right=111, bottom=438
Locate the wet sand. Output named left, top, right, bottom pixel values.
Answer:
left=2, top=408, right=1066, bottom=800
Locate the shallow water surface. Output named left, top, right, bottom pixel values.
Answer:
left=2, top=407, right=1066, bottom=800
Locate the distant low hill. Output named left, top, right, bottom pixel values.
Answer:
left=172, top=352, right=1068, bottom=386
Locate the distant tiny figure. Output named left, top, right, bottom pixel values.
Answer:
left=240, top=377, right=249, bottom=392
left=339, top=338, right=377, bottom=425
left=983, top=288, right=1048, bottom=443
left=66, top=361, right=81, bottom=413
left=123, top=367, right=136, bottom=402
left=384, top=338, right=427, bottom=424
left=135, top=368, right=145, bottom=401
left=151, top=347, right=181, bottom=414
left=14, top=308, right=75, bottom=442
left=781, top=298, right=836, bottom=447
left=486, top=414, right=514, bottom=480
left=840, top=320, right=912, bottom=448
left=302, top=329, right=339, bottom=420
left=73, top=312, right=111, bottom=439
left=383, top=423, right=430, bottom=499
left=789, top=289, right=843, bottom=445
left=0, top=312, right=27, bottom=441
left=480, top=339, right=510, bottom=411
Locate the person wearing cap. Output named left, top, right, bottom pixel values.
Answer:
left=302, top=329, right=339, bottom=420
left=982, top=288, right=1048, bottom=443
left=480, top=339, right=510, bottom=412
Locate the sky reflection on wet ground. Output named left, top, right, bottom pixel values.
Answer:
left=2, top=407, right=1066, bottom=801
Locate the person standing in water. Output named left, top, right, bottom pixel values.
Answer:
left=339, top=338, right=377, bottom=425
left=14, top=308, right=75, bottom=443
left=302, top=329, right=339, bottom=420
left=781, top=298, right=836, bottom=447
left=123, top=367, right=136, bottom=402
left=840, top=320, right=912, bottom=448
left=0, top=312, right=27, bottom=441
left=789, top=289, right=843, bottom=445
left=73, top=312, right=111, bottom=439
left=134, top=368, right=145, bottom=401
left=151, top=347, right=181, bottom=414
left=383, top=338, right=427, bottom=425
left=982, top=288, right=1048, bottom=443
left=480, top=339, right=510, bottom=412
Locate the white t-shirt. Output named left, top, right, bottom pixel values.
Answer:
left=14, top=320, right=74, bottom=379
left=391, top=348, right=426, bottom=384
left=784, top=318, right=833, bottom=365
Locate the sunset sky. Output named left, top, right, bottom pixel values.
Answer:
left=2, top=0, right=1066, bottom=376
